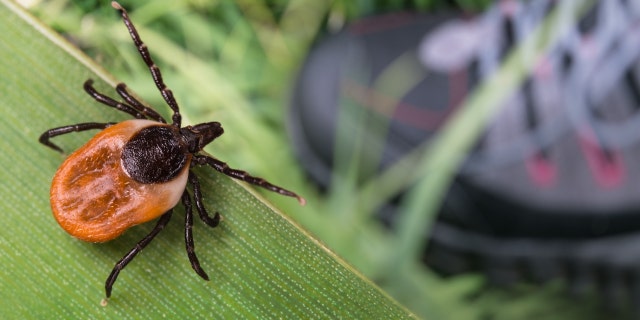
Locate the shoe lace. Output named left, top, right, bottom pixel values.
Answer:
left=453, top=0, right=640, bottom=180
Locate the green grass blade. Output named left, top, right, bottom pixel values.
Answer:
left=0, top=1, right=414, bottom=318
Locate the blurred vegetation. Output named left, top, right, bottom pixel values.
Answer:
left=22, top=0, right=621, bottom=318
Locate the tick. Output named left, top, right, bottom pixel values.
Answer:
left=39, top=1, right=305, bottom=300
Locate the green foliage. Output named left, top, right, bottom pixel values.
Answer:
left=11, top=0, right=629, bottom=319
left=0, top=0, right=414, bottom=318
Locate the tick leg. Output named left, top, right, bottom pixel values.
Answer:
left=111, top=1, right=182, bottom=127
left=189, top=171, right=221, bottom=227
left=115, top=83, right=166, bottom=123
left=84, top=79, right=146, bottom=119
left=39, top=122, right=115, bottom=153
left=105, top=210, right=173, bottom=298
left=182, top=190, right=210, bottom=280
left=193, top=155, right=306, bottom=205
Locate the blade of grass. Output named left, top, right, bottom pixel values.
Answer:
left=0, top=1, right=415, bottom=318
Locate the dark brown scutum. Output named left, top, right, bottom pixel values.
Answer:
left=122, top=126, right=188, bottom=184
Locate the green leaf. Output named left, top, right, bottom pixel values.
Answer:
left=0, top=1, right=415, bottom=318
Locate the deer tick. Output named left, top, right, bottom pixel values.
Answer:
left=40, top=1, right=305, bottom=300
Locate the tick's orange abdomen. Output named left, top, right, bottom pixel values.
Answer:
left=50, top=120, right=190, bottom=242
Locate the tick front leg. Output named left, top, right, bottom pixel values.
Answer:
left=192, top=154, right=306, bottom=205
left=39, top=122, right=115, bottom=153
left=181, top=190, right=210, bottom=281
left=111, top=1, right=182, bottom=127
left=105, top=210, right=173, bottom=298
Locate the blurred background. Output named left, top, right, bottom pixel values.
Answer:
left=20, top=0, right=640, bottom=318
